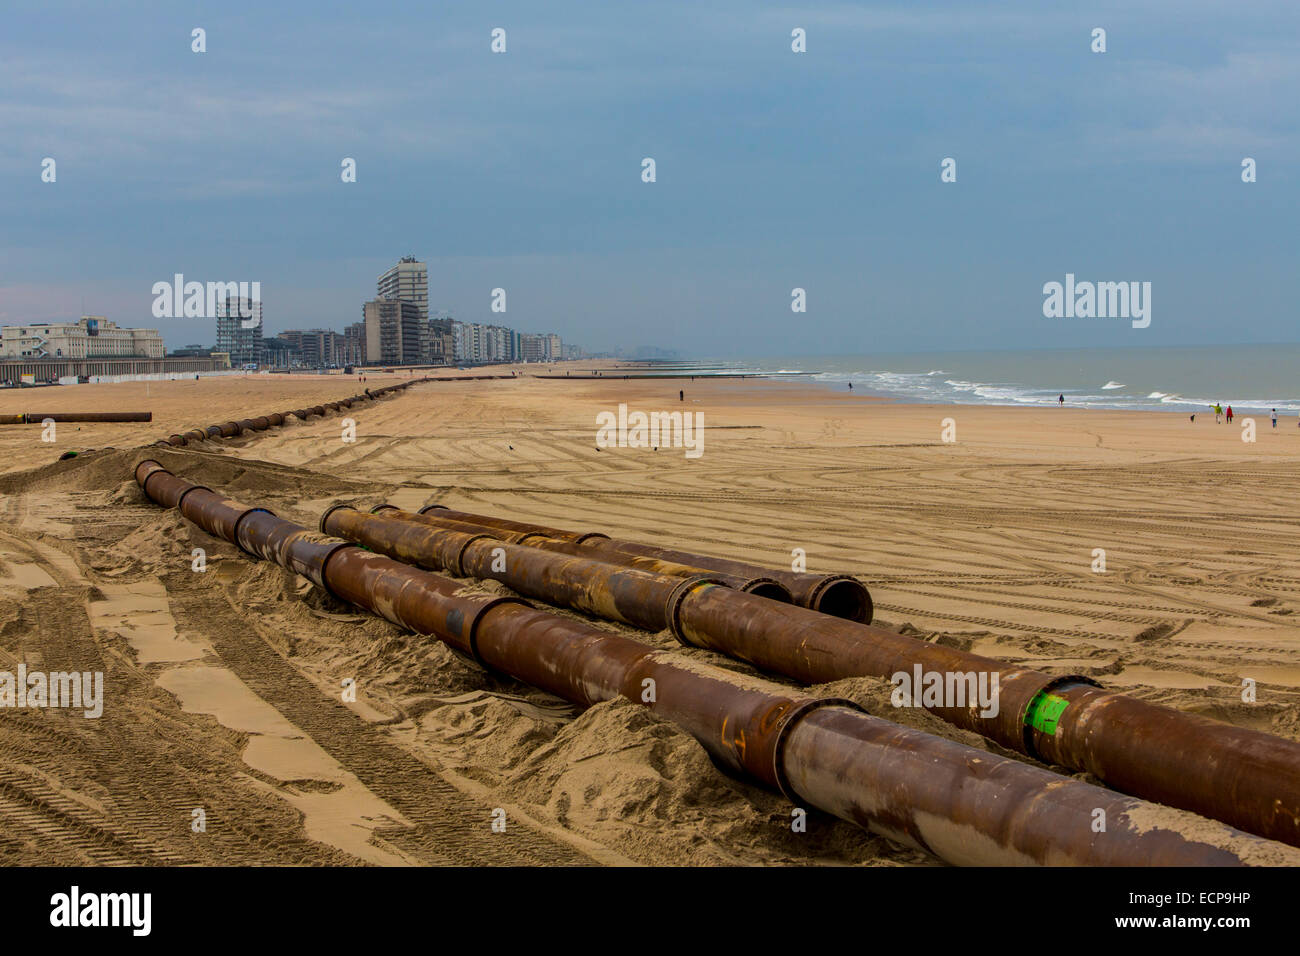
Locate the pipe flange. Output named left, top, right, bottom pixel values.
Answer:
left=449, top=533, right=497, bottom=577
left=313, top=539, right=358, bottom=601
left=135, top=460, right=167, bottom=491
left=370, top=503, right=400, bottom=515
left=231, top=507, right=276, bottom=558
left=319, top=502, right=356, bottom=533
left=574, top=532, right=611, bottom=544
left=463, top=595, right=532, bottom=672
left=510, top=530, right=550, bottom=545
left=739, top=576, right=787, bottom=597
left=418, top=504, right=448, bottom=514
left=1019, top=673, right=1103, bottom=760
left=664, top=575, right=728, bottom=644
left=771, top=696, right=866, bottom=802
left=174, top=484, right=213, bottom=511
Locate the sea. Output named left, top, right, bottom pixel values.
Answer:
left=711, top=344, right=1300, bottom=414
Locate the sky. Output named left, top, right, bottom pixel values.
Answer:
left=1, top=1, right=1296, bottom=356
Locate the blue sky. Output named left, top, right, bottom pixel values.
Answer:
left=1, top=1, right=1296, bottom=355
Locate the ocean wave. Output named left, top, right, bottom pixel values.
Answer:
left=1102, top=381, right=1125, bottom=390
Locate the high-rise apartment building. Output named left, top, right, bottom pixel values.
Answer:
left=377, top=257, right=428, bottom=321
left=377, top=257, right=429, bottom=361
left=342, top=322, right=366, bottom=366
left=215, top=297, right=264, bottom=367
left=518, top=333, right=562, bottom=362
left=278, top=329, right=342, bottom=367
left=363, top=299, right=423, bottom=366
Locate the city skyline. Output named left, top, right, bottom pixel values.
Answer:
left=0, top=250, right=575, bottom=365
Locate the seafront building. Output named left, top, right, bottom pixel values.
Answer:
left=363, top=299, right=424, bottom=366
left=377, top=257, right=430, bottom=362
left=214, top=297, right=265, bottom=367
left=0, top=316, right=164, bottom=360
left=278, top=329, right=341, bottom=367
left=342, top=322, right=366, bottom=366
left=377, top=258, right=428, bottom=323
left=0, top=316, right=229, bottom=382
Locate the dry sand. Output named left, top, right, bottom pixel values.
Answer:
left=0, top=367, right=1297, bottom=865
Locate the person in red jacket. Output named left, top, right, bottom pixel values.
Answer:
left=1226, top=405, right=1234, bottom=423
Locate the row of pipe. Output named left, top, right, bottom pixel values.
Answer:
left=0, top=411, right=152, bottom=424
left=331, top=502, right=1300, bottom=851
left=152, top=380, right=426, bottom=448
left=417, top=503, right=872, bottom=621
left=134, top=460, right=1300, bottom=866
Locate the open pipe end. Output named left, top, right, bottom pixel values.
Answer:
left=741, top=578, right=794, bottom=603
left=418, top=504, right=449, bottom=515
left=370, top=503, right=401, bottom=515
left=810, top=576, right=873, bottom=623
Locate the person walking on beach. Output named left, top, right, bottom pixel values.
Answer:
left=848, top=382, right=853, bottom=391
left=1272, top=408, right=1278, bottom=429
left=679, top=389, right=684, bottom=402
left=1226, top=405, right=1234, bottom=424
left=1214, top=403, right=1222, bottom=423
left=1058, top=394, right=1064, bottom=406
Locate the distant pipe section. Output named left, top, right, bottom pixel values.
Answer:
left=133, top=460, right=1300, bottom=867
left=1, top=411, right=153, bottom=423
left=152, top=380, right=425, bottom=449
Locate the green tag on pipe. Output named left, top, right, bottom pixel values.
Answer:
left=1025, top=692, right=1069, bottom=735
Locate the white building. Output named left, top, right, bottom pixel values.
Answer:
left=0, top=316, right=164, bottom=360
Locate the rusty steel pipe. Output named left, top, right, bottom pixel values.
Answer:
left=375, top=505, right=791, bottom=601
left=134, top=462, right=1300, bottom=867
left=379, top=504, right=1300, bottom=848
left=324, top=504, right=719, bottom=632
left=664, top=579, right=1300, bottom=848
left=419, top=504, right=870, bottom=621
left=13, top=411, right=153, bottom=423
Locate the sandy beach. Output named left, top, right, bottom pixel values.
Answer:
left=1, top=368, right=1297, bottom=865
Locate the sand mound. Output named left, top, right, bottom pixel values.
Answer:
left=495, top=696, right=905, bottom=865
